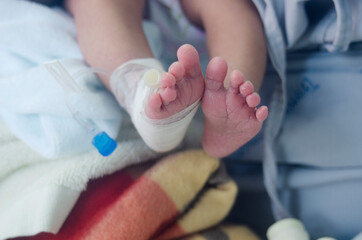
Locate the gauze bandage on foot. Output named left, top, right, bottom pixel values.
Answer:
left=110, top=58, right=200, bottom=152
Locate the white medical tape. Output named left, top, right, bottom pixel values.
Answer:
left=110, top=58, right=200, bottom=152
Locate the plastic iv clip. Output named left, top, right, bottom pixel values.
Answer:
left=44, top=60, right=117, bottom=157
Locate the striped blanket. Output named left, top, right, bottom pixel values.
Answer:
left=11, top=150, right=259, bottom=240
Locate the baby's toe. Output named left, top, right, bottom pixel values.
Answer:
left=239, top=81, right=254, bottom=97
left=147, top=93, right=162, bottom=112
left=177, top=44, right=202, bottom=78
left=159, top=87, right=177, bottom=105
left=161, top=72, right=176, bottom=88
left=246, top=92, right=260, bottom=108
left=256, top=105, right=268, bottom=122
left=168, top=61, right=185, bottom=82
left=228, top=70, right=245, bottom=94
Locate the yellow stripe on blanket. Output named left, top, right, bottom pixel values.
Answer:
left=151, top=150, right=238, bottom=240
left=178, top=181, right=237, bottom=233
left=147, top=150, right=220, bottom=211
left=221, top=225, right=261, bottom=240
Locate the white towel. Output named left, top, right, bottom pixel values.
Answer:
left=0, top=0, right=124, bottom=158
left=0, top=114, right=165, bottom=240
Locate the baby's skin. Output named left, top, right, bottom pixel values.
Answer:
left=62, top=0, right=268, bottom=158
left=146, top=44, right=268, bottom=158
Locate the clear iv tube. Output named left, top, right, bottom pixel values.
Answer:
left=44, top=60, right=117, bottom=156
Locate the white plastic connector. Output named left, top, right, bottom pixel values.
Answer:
left=144, top=69, right=162, bottom=88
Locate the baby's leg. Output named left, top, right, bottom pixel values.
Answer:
left=65, top=0, right=153, bottom=89
left=66, top=0, right=204, bottom=152
left=181, top=0, right=267, bottom=90
left=181, top=0, right=268, bottom=157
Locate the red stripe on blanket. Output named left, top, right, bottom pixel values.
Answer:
left=88, top=175, right=181, bottom=240
left=14, top=170, right=180, bottom=240
left=17, top=170, right=135, bottom=240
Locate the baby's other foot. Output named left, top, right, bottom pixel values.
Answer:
left=201, top=57, right=268, bottom=158
left=145, top=44, right=204, bottom=119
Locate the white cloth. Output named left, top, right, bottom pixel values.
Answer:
left=0, top=115, right=163, bottom=240
left=0, top=0, right=122, bottom=158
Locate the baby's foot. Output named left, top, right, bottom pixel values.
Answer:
left=145, top=44, right=204, bottom=119
left=201, top=57, right=268, bottom=158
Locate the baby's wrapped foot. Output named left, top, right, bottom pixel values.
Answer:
left=110, top=44, right=204, bottom=152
